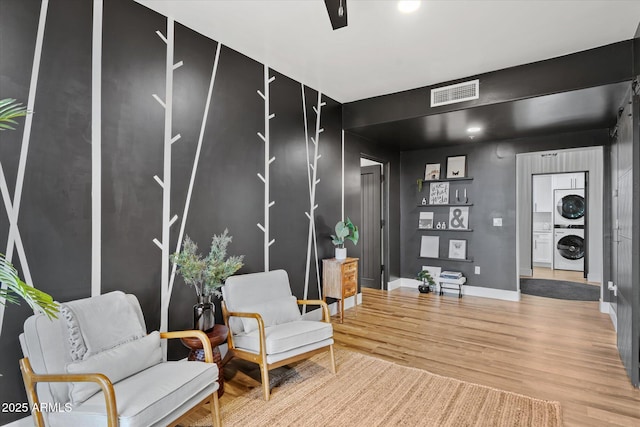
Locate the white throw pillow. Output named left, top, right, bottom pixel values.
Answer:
left=66, top=331, right=163, bottom=405
left=239, top=296, right=302, bottom=333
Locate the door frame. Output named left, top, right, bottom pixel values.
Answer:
left=515, top=147, right=604, bottom=293
left=360, top=155, right=390, bottom=289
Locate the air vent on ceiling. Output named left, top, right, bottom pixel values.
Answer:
left=430, top=79, right=479, bottom=107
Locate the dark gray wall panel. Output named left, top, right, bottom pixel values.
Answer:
left=0, top=2, right=42, bottom=422
left=102, top=0, right=166, bottom=331
left=0, top=0, right=351, bottom=413
left=400, top=129, right=608, bottom=290
left=0, top=0, right=92, bottom=423
left=0, top=0, right=39, bottom=195
left=21, top=0, right=93, bottom=300
left=311, top=96, right=343, bottom=299
left=269, top=71, right=311, bottom=296
left=182, top=44, right=263, bottom=274
left=166, top=22, right=221, bottom=357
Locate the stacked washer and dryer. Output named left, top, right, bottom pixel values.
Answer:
left=552, top=173, right=586, bottom=272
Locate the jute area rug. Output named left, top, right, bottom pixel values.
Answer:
left=192, top=349, right=562, bottom=427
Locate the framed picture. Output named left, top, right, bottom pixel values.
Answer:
left=429, top=182, right=449, bottom=205
left=424, top=163, right=441, bottom=181
left=418, top=212, right=434, bottom=229
left=448, top=239, right=467, bottom=260
left=420, top=236, right=439, bottom=258
left=448, top=207, right=469, bottom=229
left=446, top=155, right=467, bottom=178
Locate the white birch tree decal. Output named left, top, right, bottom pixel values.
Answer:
left=152, top=18, right=182, bottom=354
left=257, top=65, right=276, bottom=271
left=302, top=86, right=325, bottom=310
left=0, top=0, right=49, bottom=336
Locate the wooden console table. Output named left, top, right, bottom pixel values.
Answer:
left=322, top=257, right=358, bottom=323
left=180, top=324, right=228, bottom=397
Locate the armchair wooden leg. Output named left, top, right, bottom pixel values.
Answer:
left=221, top=350, right=234, bottom=366
left=260, top=364, right=271, bottom=401
left=329, top=345, right=337, bottom=374
left=19, top=359, right=45, bottom=427
left=210, top=391, right=221, bottom=427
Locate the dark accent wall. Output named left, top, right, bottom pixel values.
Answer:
left=0, top=0, right=93, bottom=422
left=344, top=41, right=633, bottom=130
left=400, top=129, right=608, bottom=290
left=0, top=0, right=348, bottom=422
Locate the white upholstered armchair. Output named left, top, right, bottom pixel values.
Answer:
left=222, top=269, right=336, bottom=401
left=19, top=291, right=221, bottom=427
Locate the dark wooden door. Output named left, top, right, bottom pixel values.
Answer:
left=360, top=165, right=382, bottom=289
left=615, top=92, right=639, bottom=386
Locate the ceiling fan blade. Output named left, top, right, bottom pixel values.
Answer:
left=324, top=0, right=348, bottom=30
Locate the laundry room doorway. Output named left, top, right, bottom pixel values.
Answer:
left=516, top=147, right=604, bottom=301
left=531, top=172, right=588, bottom=277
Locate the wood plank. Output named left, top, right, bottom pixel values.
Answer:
left=180, top=287, right=640, bottom=427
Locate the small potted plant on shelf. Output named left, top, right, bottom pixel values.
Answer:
left=417, top=270, right=436, bottom=294
left=171, top=229, right=244, bottom=332
left=331, top=217, right=359, bottom=260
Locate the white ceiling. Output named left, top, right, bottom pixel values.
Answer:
left=135, top=0, right=640, bottom=103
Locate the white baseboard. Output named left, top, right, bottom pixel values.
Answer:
left=519, top=268, right=533, bottom=277
left=4, top=416, right=32, bottom=427
left=600, top=301, right=617, bottom=332
left=532, top=262, right=551, bottom=268
left=599, top=300, right=608, bottom=314
left=587, top=273, right=602, bottom=283
left=327, top=293, right=361, bottom=316
left=387, top=278, right=403, bottom=291
left=390, top=278, right=520, bottom=302
left=301, top=293, right=362, bottom=321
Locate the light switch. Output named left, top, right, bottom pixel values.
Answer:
left=493, top=218, right=503, bottom=227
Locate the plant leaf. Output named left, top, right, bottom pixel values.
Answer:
left=0, top=254, right=58, bottom=318
left=0, top=98, right=27, bottom=131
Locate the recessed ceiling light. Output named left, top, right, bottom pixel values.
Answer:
left=467, top=126, right=482, bottom=133
left=398, top=1, right=421, bottom=14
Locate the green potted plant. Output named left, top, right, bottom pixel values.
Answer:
left=171, top=229, right=244, bottom=331
left=417, top=269, right=436, bottom=294
left=0, top=98, right=58, bottom=318
left=331, top=217, right=359, bottom=260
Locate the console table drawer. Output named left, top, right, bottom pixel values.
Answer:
left=322, top=257, right=359, bottom=323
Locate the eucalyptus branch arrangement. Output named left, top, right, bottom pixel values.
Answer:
left=0, top=98, right=58, bottom=318
left=171, top=229, right=244, bottom=298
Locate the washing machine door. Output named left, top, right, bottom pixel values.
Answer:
left=556, top=234, right=584, bottom=260
left=557, top=194, right=585, bottom=220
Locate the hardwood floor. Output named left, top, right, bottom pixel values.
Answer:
left=186, top=288, right=640, bottom=426
left=528, top=266, right=600, bottom=286
left=333, top=288, right=639, bottom=427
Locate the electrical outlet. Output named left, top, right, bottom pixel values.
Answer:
left=493, top=218, right=503, bottom=227
left=474, top=266, right=480, bottom=275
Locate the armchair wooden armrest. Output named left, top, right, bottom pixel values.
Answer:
left=161, top=330, right=213, bottom=363
left=19, top=357, right=118, bottom=427
left=221, top=306, right=267, bottom=354
left=298, top=299, right=331, bottom=322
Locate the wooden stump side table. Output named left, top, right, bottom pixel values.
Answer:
left=180, top=324, right=228, bottom=397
